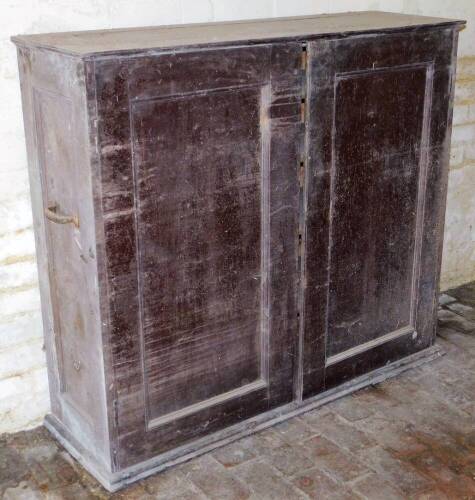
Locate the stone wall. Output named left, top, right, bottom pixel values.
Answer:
left=0, top=0, right=473, bottom=433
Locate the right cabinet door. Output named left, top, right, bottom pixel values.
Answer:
left=302, top=28, right=458, bottom=398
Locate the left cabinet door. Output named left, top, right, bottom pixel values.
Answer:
left=94, top=44, right=303, bottom=467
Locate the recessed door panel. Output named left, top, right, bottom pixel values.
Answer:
left=131, top=87, right=268, bottom=426
left=327, top=65, right=426, bottom=359
left=35, top=89, right=94, bottom=422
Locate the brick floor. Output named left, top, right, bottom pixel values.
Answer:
left=1, top=282, right=475, bottom=499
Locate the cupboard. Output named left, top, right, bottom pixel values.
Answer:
left=12, top=11, right=464, bottom=490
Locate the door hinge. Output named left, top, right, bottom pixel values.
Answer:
left=298, top=161, right=305, bottom=188
left=301, top=45, right=307, bottom=71
left=300, top=44, right=307, bottom=124
left=113, top=399, right=119, bottom=428
left=300, top=98, right=306, bottom=123
left=301, top=96, right=307, bottom=123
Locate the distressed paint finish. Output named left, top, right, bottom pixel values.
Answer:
left=14, top=47, right=111, bottom=472
left=10, top=11, right=463, bottom=57
left=301, top=27, right=460, bottom=397
left=93, top=43, right=302, bottom=467
left=12, top=12, right=463, bottom=491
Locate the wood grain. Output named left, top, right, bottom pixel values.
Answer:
left=11, top=11, right=464, bottom=56
left=94, top=44, right=302, bottom=467
left=301, top=28, right=458, bottom=399
left=13, top=13, right=462, bottom=486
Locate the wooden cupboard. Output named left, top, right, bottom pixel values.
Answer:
left=12, top=11, right=464, bottom=491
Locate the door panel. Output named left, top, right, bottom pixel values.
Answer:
left=34, top=89, right=93, bottom=422
left=95, top=44, right=303, bottom=467
left=327, top=65, right=426, bottom=359
left=302, top=29, right=456, bottom=397
left=132, top=86, right=268, bottom=426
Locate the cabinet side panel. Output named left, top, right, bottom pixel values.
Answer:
left=16, top=47, right=110, bottom=470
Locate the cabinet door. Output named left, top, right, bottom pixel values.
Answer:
left=94, top=44, right=303, bottom=467
left=302, top=28, right=457, bottom=397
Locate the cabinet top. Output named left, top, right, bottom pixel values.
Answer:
left=12, top=11, right=464, bottom=58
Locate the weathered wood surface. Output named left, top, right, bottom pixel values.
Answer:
left=13, top=11, right=463, bottom=489
left=15, top=47, right=111, bottom=470
left=44, top=345, right=443, bottom=491
left=302, top=27, right=459, bottom=397
left=11, top=11, right=464, bottom=56
left=94, top=44, right=302, bottom=466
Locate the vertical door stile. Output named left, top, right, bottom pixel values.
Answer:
left=259, top=80, right=272, bottom=388
left=296, top=42, right=310, bottom=402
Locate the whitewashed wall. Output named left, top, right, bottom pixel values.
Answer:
left=0, top=0, right=474, bottom=433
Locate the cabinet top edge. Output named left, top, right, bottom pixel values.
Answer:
left=11, top=11, right=465, bottom=58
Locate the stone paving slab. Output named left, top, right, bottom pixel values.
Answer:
left=1, top=283, right=475, bottom=499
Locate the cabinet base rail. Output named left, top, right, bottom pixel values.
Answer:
left=45, top=344, right=442, bottom=492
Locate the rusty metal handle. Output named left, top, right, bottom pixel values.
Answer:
left=45, top=204, right=79, bottom=228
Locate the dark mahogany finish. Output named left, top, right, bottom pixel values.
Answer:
left=94, top=44, right=302, bottom=466
left=302, top=28, right=460, bottom=397
left=13, top=11, right=464, bottom=491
